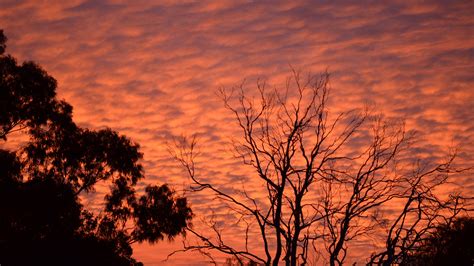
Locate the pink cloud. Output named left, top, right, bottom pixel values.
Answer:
left=1, top=0, right=473, bottom=264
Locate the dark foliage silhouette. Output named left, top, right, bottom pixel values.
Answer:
left=0, top=30, right=192, bottom=265
left=0, top=30, right=59, bottom=141
left=400, top=217, right=474, bottom=266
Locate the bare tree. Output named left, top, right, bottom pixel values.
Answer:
left=321, top=118, right=408, bottom=266
left=170, top=70, right=468, bottom=266
left=367, top=156, right=469, bottom=265
left=322, top=137, right=471, bottom=265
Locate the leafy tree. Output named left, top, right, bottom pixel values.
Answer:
left=0, top=30, right=193, bottom=265
left=0, top=30, right=59, bottom=140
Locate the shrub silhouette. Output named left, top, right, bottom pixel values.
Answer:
left=401, top=217, right=474, bottom=266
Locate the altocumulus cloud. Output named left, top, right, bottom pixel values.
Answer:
left=1, top=0, right=473, bottom=264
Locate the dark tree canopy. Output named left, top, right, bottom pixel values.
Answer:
left=0, top=31, right=60, bottom=140
left=401, top=217, right=474, bottom=266
left=0, top=30, right=192, bottom=265
left=0, top=30, right=7, bottom=55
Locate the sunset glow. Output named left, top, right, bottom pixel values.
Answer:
left=1, top=1, right=473, bottom=265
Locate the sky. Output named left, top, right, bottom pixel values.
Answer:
left=1, top=0, right=473, bottom=265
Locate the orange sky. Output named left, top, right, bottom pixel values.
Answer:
left=1, top=0, right=473, bottom=265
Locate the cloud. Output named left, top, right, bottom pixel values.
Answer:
left=1, top=0, right=473, bottom=264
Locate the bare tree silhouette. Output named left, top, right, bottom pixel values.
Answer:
left=368, top=163, right=468, bottom=265
left=171, top=69, right=470, bottom=265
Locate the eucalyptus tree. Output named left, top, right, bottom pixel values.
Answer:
left=0, top=30, right=193, bottom=265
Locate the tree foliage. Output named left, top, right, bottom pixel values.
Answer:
left=400, top=217, right=474, bottom=266
left=0, top=30, right=192, bottom=265
left=0, top=30, right=59, bottom=140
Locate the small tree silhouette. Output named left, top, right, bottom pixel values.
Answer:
left=172, top=69, right=470, bottom=265
left=399, top=217, right=474, bottom=266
